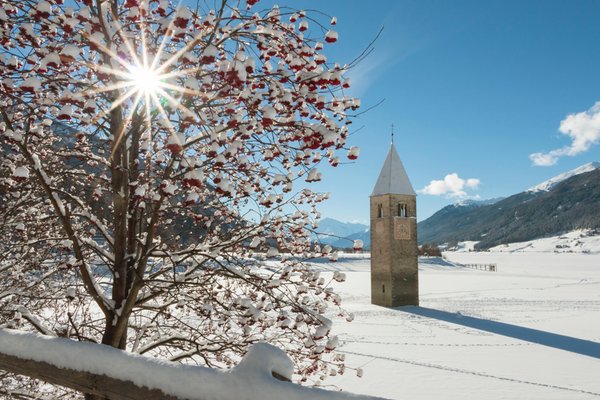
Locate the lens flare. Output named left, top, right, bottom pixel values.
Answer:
left=128, top=65, right=163, bottom=95
left=83, top=11, right=206, bottom=160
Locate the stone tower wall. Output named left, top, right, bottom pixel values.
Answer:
left=370, top=194, right=419, bottom=307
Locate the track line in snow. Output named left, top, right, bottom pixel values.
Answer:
left=341, top=339, right=532, bottom=347
left=340, top=350, right=600, bottom=397
left=417, top=277, right=600, bottom=298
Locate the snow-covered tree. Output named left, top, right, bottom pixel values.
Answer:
left=0, top=0, right=361, bottom=395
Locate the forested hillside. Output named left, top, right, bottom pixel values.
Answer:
left=418, top=168, right=600, bottom=249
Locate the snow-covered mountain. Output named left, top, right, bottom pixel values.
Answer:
left=314, top=218, right=368, bottom=246
left=453, top=197, right=505, bottom=207
left=527, top=161, right=600, bottom=192
left=331, top=229, right=371, bottom=250
left=419, top=162, right=600, bottom=249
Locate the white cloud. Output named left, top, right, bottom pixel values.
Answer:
left=466, top=178, right=480, bottom=188
left=419, top=173, right=480, bottom=197
left=530, top=101, right=600, bottom=166
left=529, top=151, right=560, bottom=167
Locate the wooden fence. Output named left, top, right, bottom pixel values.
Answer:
left=0, top=329, right=386, bottom=400
left=462, top=263, right=497, bottom=272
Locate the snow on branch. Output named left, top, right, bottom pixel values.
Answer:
left=14, top=307, right=55, bottom=337
left=0, top=329, right=385, bottom=400
left=1, top=0, right=364, bottom=386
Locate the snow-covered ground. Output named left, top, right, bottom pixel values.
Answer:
left=447, top=229, right=600, bottom=254
left=447, top=240, right=479, bottom=252
left=488, top=230, right=600, bottom=254
left=312, top=252, right=600, bottom=399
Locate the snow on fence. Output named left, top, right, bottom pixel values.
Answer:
left=462, top=263, right=497, bottom=272
left=0, top=329, right=386, bottom=400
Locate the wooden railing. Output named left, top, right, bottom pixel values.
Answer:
left=463, top=263, right=497, bottom=272
left=0, top=329, right=386, bottom=400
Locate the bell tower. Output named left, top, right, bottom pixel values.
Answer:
left=370, top=143, right=418, bottom=307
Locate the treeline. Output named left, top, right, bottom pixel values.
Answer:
left=418, top=244, right=442, bottom=257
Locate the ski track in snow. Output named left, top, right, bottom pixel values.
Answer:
left=339, top=349, right=600, bottom=398
left=341, top=338, right=533, bottom=347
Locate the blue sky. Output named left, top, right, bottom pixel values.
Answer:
left=289, top=0, right=600, bottom=223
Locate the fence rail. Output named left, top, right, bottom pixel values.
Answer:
left=0, top=329, right=386, bottom=400
left=463, top=263, right=497, bottom=272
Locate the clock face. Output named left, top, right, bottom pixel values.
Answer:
left=394, top=218, right=411, bottom=240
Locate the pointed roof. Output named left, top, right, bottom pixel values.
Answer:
left=371, top=144, right=416, bottom=196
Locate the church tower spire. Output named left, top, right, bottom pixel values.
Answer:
left=371, top=144, right=416, bottom=197
left=370, top=143, right=419, bottom=307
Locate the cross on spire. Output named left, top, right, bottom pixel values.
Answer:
left=391, top=123, right=395, bottom=144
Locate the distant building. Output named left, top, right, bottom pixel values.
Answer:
left=370, top=144, right=419, bottom=306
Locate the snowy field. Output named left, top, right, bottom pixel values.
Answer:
left=311, top=252, right=600, bottom=400
left=488, top=230, right=600, bottom=254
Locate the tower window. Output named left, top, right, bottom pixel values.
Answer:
left=378, top=203, right=383, bottom=218
left=398, top=203, right=407, bottom=217
left=382, top=284, right=385, bottom=293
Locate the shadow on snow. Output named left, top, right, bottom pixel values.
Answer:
left=400, top=306, right=600, bottom=360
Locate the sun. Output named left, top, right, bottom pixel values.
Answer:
left=84, top=12, right=207, bottom=160
left=126, top=65, right=164, bottom=96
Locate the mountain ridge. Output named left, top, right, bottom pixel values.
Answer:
left=418, top=162, right=600, bottom=249
left=527, top=161, right=600, bottom=193
left=314, top=217, right=368, bottom=246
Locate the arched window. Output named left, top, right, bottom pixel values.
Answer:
left=398, top=203, right=407, bottom=217
left=378, top=204, right=383, bottom=218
